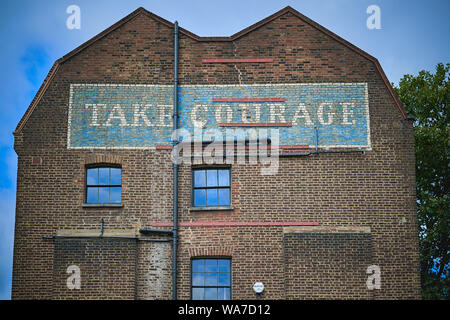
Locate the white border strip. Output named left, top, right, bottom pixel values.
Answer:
left=67, top=84, right=74, bottom=151
left=364, top=83, right=372, bottom=149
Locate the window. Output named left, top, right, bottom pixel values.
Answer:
left=86, top=166, right=121, bottom=204
left=191, top=258, right=231, bottom=300
left=192, top=168, right=231, bottom=207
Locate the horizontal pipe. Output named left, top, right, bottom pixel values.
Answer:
left=174, top=149, right=364, bottom=159
left=279, top=150, right=364, bottom=157
left=139, top=238, right=172, bottom=242
left=278, top=152, right=314, bottom=158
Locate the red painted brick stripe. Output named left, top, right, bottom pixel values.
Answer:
left=219, top=122, right=292, bottom=127
left=202, top=58, right=274, bottom=63
left=32, top=156, right=42, bottom=165
left=156, top=145, right=173, bottom=150
left=213, top=98, right=284, bottom=102
left=151, top=221, right=319, bottom=227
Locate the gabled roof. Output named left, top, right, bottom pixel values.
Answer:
left=13, top=6, right=407, bottom=135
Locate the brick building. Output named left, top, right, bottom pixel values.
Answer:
left=12, top=6, right=421, bottom=299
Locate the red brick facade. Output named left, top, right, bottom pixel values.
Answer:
left=12, top=6, right=421, bottom=299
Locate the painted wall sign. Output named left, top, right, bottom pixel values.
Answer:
left=67, top=83, right=370, bottom=149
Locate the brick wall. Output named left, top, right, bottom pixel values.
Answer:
left=136, top=241, right=172, bottom=299
left=283, top=227, right=373, bottom=299
left=12, top=7, right=421, bottom=299
left=53, top=239, right=137, bottom=299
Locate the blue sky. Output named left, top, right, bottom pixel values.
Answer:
left=0, top=0, right=449, bottom=299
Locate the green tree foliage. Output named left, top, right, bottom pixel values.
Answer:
left=394, top=63, right=449, bottom=299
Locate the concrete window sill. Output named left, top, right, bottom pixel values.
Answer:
left=189, top=206, right=234, bottom=212
left=82, top=203, right=124, bottom=208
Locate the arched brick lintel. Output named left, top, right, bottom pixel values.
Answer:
left=188, top=246, right=233, bottom=258
left=84, top=154, right=122, bottom=166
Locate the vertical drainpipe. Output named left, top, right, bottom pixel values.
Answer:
left=172, top=21, right=179, bottom=300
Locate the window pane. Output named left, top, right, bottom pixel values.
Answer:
left=205, top=288, right=217, bottom=300
left=194, top=189, right=206, bottom=206
left=192, top=288, right=204, bottom=300
left=206, top=170, right=218, bottom=187
left=218, top=169, right=230, bottom=186
left=218, top=259, right=230, bottom=272
left=194, top=170, right=206, bottom=187
left=218, top=288, right=230, bottom=300
left=218, top=189, right=230, bottom=206
left=205, top=260, right=217, bottom=272
left=192, top=259, right=204, bottom=272
left=86, top=168, right=98, bottom=185
left=218, top=273, right=230, bottom=286
left=206, top=189, right=218, bottom=206
left=191, top=259, right=231, bottom=300
left=110, top=187, right=121, bottom=203
left=192, top=273, right=204, bottom=286
left=99, top=168, right=110, bottom=185
left=99, top=187, right=109, bottom=203
left=205, top=273, right=217, bottom=286
left=110, top=168, right=121, bottom=185
left=86, top=187, right=98, bottom=203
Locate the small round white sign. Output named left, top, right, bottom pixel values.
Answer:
left=253, top=282, right=264, bottom=294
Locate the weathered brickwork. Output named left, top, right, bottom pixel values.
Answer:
left=53, top=239, right=137, bottom=299
left=283, top=227, right=373, bottom=299
left=136, top=241, right=172, bottom=299
left=12, top=7, right=420, bottom=299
